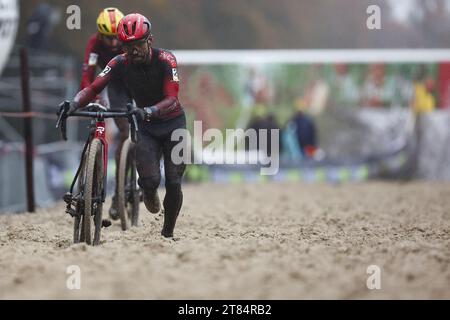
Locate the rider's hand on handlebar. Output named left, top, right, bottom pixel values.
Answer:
left=130, top=107, right=152, bottom=122
left=143, top=106, right=158, bottom=121
left=94, top=95, right=107, bottom=107
left=67, top=101, right=80, bottom=116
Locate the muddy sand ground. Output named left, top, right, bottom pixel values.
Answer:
left=0, top=182, right=449, bottom=299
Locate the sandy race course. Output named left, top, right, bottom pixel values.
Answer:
left=0, top=182, right=449, bottom=299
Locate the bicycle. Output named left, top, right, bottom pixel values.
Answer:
left=56, top=101, right=138, bottom=245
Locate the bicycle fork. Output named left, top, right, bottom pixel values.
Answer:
left=64, top=119, right=109, bottom=218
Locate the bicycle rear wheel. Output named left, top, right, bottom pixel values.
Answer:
left=83, top=138, right=104, bottom=245
left=117, top=139, right=140, bottom=230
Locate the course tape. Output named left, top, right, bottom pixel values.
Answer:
left=0, top=111, right=56, bottom=119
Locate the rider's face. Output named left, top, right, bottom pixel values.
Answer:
left=122, top=39, right=150, bottom=64
left=100, top=34, right=120, bottom=52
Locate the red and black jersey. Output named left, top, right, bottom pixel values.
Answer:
left=75, top=47, right=183, bottom=121
left=80, top=33, right=123, bottom=89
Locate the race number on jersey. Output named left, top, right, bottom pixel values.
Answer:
left=172, top=68, right=179, bottom=82
left=88, top=53, right=98, bottom=66
left=99, top=66, right=111, bottom=77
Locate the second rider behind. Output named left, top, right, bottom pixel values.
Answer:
left=81, top=7, right=132, bottom=220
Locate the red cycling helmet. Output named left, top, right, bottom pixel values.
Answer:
left=117, top=13, right=152, bottom=42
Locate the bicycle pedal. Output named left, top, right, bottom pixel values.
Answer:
left=101, top=219, right=112, bottom=228
left=63, top=192, right=72, bottom=204
left=66, top=207, right=77, bottom=217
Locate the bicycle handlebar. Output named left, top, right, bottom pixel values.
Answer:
left=56, top=101, right=139, bottom=143
left=68, top=111, right=128, bottom=118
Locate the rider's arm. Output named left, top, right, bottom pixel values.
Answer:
left=148, top=51, right=181, bottom=116
left=74, top=55, right=124, bottom=108
left=80, top=34, right=99, bottom=90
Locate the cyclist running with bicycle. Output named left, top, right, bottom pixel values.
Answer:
left=81, top=7, right=132, bottom=220
left=66, top=13, right=186, bottom=238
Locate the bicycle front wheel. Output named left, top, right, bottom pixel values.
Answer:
left=83, top=138, right=104, bottom=245
left=73, top=154, right=86, bottom=244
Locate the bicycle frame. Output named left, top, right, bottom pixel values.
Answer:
left=57, top=101, right=139, bottom=216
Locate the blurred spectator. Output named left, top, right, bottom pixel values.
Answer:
left=26, top=3, right=61, bottom=50
left=283, top=98, right=319, bottom=160
left=360, top=63, right=395, bottom=108
left=281, top=121, right=302, bottom=161
left=411, top=74, right=436, bottom=114
left=246, top=104, right=279, bottom=157
left=328, top=63, right=360, bottom=108
left=243, top=66, right=274, bottom=108
left=300, top=64, right=329, bottom=115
